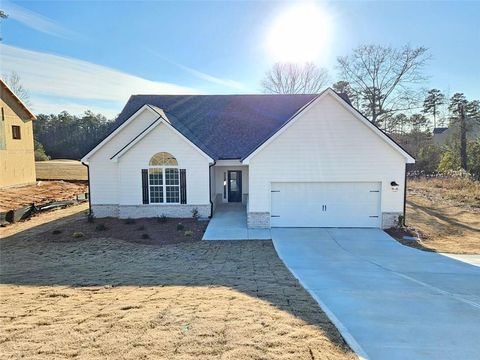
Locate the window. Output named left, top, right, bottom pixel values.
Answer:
left=148, top=152, right=180, bottom=204
left=1, top=107, right=4, bottom=121
left=12, top=125, right=21, bottom=139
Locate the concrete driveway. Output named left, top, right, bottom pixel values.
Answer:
left=272, top=228, right=480, bottom=360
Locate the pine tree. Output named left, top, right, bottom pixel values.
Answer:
left=422, top=89, right=445, bottom=129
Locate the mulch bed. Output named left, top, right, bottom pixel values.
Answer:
left=43, top=217, right=208, bottom=245
left=385, top=226, right=434, bottom=252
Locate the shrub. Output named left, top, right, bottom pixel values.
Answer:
left=191, top=208, right=199, bottom=219
left=141, top=233, right=150, bottom=239
left=52, top=229, right=62, bottom=235
left=72, top=232, right=84, bottom=238
left=184, top=230, right=193, bottom=237
left=95, top=223, right=107, bottom=231
left=176, top=223, right=185, bottom=231
left=136, top=225, right=145, bottom=231
left=124, top=218, right=136, bottom=225
left=157, top=214, right=167, bottom=223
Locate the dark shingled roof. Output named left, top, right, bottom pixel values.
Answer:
left=433, top=127, right=448, bottom=134
left=113, top=94, right=319, bottom=160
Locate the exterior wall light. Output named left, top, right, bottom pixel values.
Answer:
left=390, top=181, right=399, bottom=192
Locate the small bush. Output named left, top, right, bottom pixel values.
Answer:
left=87, top=213, right=95, bottom=223
left=141, top=233, right=150, bottom=239
left=124, top=218, right=136, bottom=225
left=191, top=208, right=199, bottom=219
left=136, top=225, right=145, bottom=231
left=157, top=214, right=167, bottom=223
left=52, top=229, right=62, bottom=235
left=176, top=223, right=185, bottom=231
left=72, top=232, right=84, bottom=238
left=95, top=223, right=108, bottom=231
left=184, top=230, right=193, bottom=237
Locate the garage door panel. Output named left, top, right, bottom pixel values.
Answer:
left=271, top=182, right=381, bottom=228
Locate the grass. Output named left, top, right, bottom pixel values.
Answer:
left=35, top=159, right=88, bottom=181
left=0, top=207, right=354, bottom=360
left=402, top=177, right=480, bottom=254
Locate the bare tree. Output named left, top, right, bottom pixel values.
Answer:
left=337, top=44, right=430, bottom=126
left=3, top=71, right=31, bottom=106
left=262, top=63, right=329, bottom=94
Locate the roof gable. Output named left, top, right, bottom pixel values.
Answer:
left=0, top=79, right=36, bottom=121
left=242, top=89, right=415, bottom=164
left=107, top=94, right=318, bottom=160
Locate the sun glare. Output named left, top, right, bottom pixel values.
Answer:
left=267, top=3, right=332, bottom=63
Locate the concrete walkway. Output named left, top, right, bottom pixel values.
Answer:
left=202, top=203, right=271, bottom=240
left=441, top=253, right=480, bottom=267
left=272, top=228, right=480, bottom=360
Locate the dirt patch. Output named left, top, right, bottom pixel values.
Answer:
left=0, top=181, right=88, bottom=212
left=399, top=177, right=480, bottom=254
left=0, top=212, right=355, bottom=360
left=408, top=177, right=480, bottom=211
left=36, top=159, right=88, bottom=181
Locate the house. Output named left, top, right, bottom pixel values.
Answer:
left=0, top=79, right=37, bottom=188
left=433, top=122, right=480, bottom=147
left=82, top=89, right=414, bottom=229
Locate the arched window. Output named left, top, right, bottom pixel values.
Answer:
left=148, top=152, right=180, bottom=203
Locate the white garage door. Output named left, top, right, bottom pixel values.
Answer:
left=271, top=182, right=381, bottom=228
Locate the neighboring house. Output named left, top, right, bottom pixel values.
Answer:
left=0, top=79, right=36, bottom=188
left=433, top=122, right=480, bottom=147
left=82, top=89, right=414, bottom=229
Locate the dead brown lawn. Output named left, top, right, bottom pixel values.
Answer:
left=36, top=159, right=88, bottom=181
left=0, top=208, right=354, bottom=360
left=402, top=178, right=480, bottom=254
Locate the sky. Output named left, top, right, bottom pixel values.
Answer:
left=0, top=0, right=479, bottom=119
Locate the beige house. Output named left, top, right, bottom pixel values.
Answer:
left=0, top=79, right=37, bottom=187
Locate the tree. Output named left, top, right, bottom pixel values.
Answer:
left=332, top=80, right=358, bottom=106
left=34, top=111, right=115, bottom=159
left=3, top=71, right=31, bottom=106
left=448, top=93, right=479, bottom=171
left=409, top=113, right=429, bottom=132
left=261, top=62, right=329, bottom=94
left=337, top=44, right=430, bottom=127
left=34, top=139, right=50, bottom=161
left=422, top=89, right=445, bottom=129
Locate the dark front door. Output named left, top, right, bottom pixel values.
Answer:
left=228, top=170, right=242, bottom=202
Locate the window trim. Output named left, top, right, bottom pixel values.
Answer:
left=148, top=165, right=180, bottom=204
left=12, top=125, right=21, bottom=140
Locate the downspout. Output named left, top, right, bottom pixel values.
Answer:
left=403, top=163, right=408, bottom=226
left=81, top=161, right=92, bottom=215
left=208, top=161, right=217, bottom=218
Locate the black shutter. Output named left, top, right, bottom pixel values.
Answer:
left=180, top=169, right=187, bottom=204
left=141, top=169, right=149, bottom=204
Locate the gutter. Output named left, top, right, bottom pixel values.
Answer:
left=208, top=160, right=217, bottom=218
left=81, top=161, right=92, bottom=215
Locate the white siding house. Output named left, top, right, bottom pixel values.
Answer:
left=82, top=89, right=414, bottom=229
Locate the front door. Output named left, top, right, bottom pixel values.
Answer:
left=228, top=171, right=242, bottom=202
